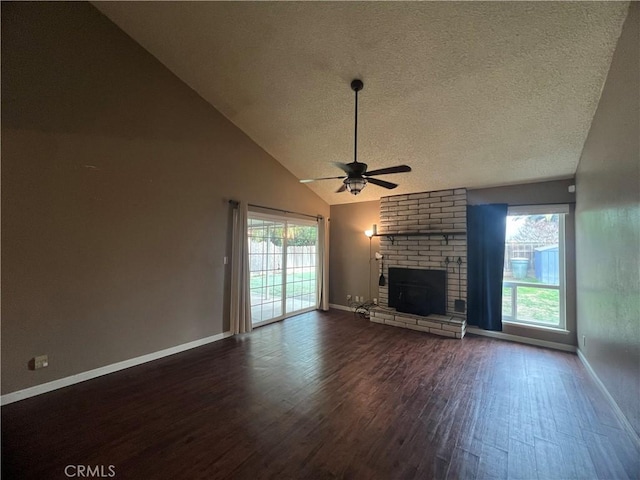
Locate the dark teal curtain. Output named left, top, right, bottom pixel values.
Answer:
left=467, top=204, right=508, bottom=331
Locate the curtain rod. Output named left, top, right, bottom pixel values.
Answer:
left=228, top=200, right=322, bottom=220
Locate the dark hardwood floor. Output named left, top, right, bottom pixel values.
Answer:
left=2, top=310, right=639, bottom=479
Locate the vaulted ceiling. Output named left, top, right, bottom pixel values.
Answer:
left=94, top=1, right=628, bottom=205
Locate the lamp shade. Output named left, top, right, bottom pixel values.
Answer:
left=346, top=177, right=367, bottom=195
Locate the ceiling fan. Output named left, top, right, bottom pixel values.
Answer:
left=300, top=79, right=411, bottom=195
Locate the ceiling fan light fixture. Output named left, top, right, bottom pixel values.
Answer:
left=346, top=177, right=367, bottom=195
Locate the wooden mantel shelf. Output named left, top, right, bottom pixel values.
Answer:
left=373, top=230, right=466, bottom=245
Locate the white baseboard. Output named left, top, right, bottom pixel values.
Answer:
left=465, top=326, right=577, bottom=353
left=1, top=331, right=233, bottom=406
left=329, top=303, right=353, bottom=312
left=577, top=349, right=640, bottom=450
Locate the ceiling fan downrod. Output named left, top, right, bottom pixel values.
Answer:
left=351, top=79, right=363, bottom=166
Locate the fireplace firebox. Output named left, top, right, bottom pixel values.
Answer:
left=388, top=268, right=446, bottom=316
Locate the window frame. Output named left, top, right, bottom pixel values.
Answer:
left=502, top=204, right=568, bottom=331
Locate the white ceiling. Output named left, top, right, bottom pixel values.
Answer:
left=94, top=1, right=629, bottom=205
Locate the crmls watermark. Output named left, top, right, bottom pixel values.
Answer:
left=64, top=465, right=116, bottom=478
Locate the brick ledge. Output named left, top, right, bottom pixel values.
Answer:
left=370, top=308, right=466, bottom=339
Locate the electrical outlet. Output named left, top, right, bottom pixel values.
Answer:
left=347, top=294, right=352, bottom=301
left=373, top=298, right=378, bottom=305
left=29, top=355, right=48, bottom=370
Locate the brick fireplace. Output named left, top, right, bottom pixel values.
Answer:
left=370, top=188, right=468, bottom=338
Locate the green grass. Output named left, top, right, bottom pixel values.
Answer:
left=250, top=271, right=316, bottom=299
left=503, top=284, right=560, bottom=325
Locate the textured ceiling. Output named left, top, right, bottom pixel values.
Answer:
left=94, top=1, right=628, bottom=205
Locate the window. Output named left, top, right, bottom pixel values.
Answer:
left=247, top=213, right=318, bottom=327
left=502, top=204, right=568, bottom=330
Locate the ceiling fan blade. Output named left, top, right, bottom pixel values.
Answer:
left=364, top=165, right=412, bottom=176
left=336, top=183, right=347, bottom=193
left=367, top=177, right=398, bottom=190
left=300, top=176, right=345, bottom=184
left=333, top=162, right=356, bottom=175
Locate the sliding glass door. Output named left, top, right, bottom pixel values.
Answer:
left=248, top=216, right=286, bottom=324
left=248, top=213, right=318, bottom=327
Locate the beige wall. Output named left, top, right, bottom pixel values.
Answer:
left=329, top=201, right=380, bottom=306
left=1, top=2, right=329, bottom=394
left=575, top=4, right=639, bottom=437
left=468, top=179, right=577, bottom=347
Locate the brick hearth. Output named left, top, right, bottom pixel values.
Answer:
left=370, top=309, right=466, bottom=338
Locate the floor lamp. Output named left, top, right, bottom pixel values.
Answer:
left=364, top=225, right=376, bottom=301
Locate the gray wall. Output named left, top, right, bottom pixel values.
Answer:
left=467, top=179, right=575, bottom=206
left=575, top=4, right=639, bottom=437
left=1, top=2, right=329, bottom=394
left=329, top=201, right=380, bottom=306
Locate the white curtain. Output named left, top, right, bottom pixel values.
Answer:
left=230, top=202, right=252, bottom=334
left=317, top=216, right=330, bottom=311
